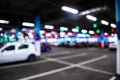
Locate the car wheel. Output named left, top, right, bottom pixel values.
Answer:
left=28, top=55, right=36, bottom=62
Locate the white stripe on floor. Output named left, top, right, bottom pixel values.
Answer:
left=57, top=53, right=86, bottom=59
left=79, top=66, right=114, bottom=75
left=43, top=51, right=72, bottom=56
left=18, top=65, right=75, bottom=80
left=19, top=55, right=114, bottom=80
left=109, top=76, right=116, bottom=80
left=78, top=55, right=107, bottom=66
left=0, top=60, right=48, bottom=69
left=41, top=56, right=74, bottom=65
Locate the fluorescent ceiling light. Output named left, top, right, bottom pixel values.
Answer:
left=61, top=6, right=79, bottom=14
left=22, top=22, right=34, bottom=27
left=0, top=19, right=9, bottom=24
left=72, top=28, right=79, bottom=32
left=44, top=25, right=54, bottom=29
left=86, top=15, right=97, bottom=21
left=89, top=30, right=94, bottom=34
left=101, top=20, right=109, bottom=25
left=81, top=29, right=87, bottom=33
left=110, top=23, right=116, bottom=28
left=60, top=27, right=68, bottom=31
left=0, top=27, right=2, bottom=31
left=79, top=6, right=107, bottom=16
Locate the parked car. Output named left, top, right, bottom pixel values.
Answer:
left=0, top=42, right=40, bottom=64
left=108, top=42, right=117, bottom=50
left=41, top=42, right=52, bottom=52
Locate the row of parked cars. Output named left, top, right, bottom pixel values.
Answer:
left=0, top=41, right=52, bottom=64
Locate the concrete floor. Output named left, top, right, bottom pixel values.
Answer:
left=0, top=47, right=116, bottom=80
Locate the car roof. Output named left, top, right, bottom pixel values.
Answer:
left=5, top=42, right=33, bottom=46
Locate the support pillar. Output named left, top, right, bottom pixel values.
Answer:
left=15, top=27, right=19, bottom=41
left=34, top=16, right=41, bottom=56
left=115, top=0, right=120, bottom=75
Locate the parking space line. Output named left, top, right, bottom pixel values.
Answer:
left=57, top=53, right=86, bottom=59
left=42, top=51, right=73, bottom=57
left=18, top=65, right=75, bottom=80
left=78, top=55, right=107, bottom=66
left=19, top=55, right=114, bottom=80
left=44, top=55, right=113, bottom=75
left=0, top=60, right=48, bottom=69
left=109, top=76, right=116, bottom=80
left=78, top=66, right=114, bottom=75
left=42, top=56, right=74, bottom=65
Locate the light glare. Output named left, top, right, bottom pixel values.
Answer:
left=0, top=19, right=9, bottom=24
left=62, top=6, right=79, bottom=14
left=86, top=15, right=97, bottom=21
left=22, top=22, right=34, bottom=27
left=45, top=25, right=54, bottom=29
left=111, top=23, right=116, bottom=28
left=101, top=20, right=109, bottom=25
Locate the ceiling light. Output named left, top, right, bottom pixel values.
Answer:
left=61, top=6, right=79, bottom=14
left=72, top=28, right=79, bottom=32
left=60, top=27, right=68, bottom=31
left=101, top=20, right=109, bottom=25
left=44, top=25, right=54, bottom=29
left=86, top=15, right=97, bottom=21
left=78, top=6, right=107, bottom=16
left=89, top=30, right=95, bottom=34
left=22, top=22, right=34, bottom=27
left=81, top=29, right=87, bottom=34
left=0, top=27, right=3, bottom=31
left=110, top=23, right=116, bottom=28
left=0, top=19, right=9, bottom=24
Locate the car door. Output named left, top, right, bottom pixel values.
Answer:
left=16, top=44, right=29, bottom=60
left=0, top=45, right=16, bottom=63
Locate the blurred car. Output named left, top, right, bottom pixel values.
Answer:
left=108, top=42, right=117, bottom=50
left=41, top=43, right=52, bottom=52
left=0, top=42, right=40, bottom=64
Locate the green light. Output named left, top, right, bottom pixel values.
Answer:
left=96, top=29, right=100, bottom=33
left=60, top=30, right=64, bottom=32
left=93, top=23, right=97, bottom=28
left=75, top=26, right=80, bottom=30
left=4, top=38, right=8, bottom=42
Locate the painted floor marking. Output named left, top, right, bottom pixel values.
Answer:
left=19, top=55, right=114, bottom=80
left=57, top=53, right=86, bottom=59
left=109, top=76, right=116, bottom=80
left=79, top=66, right=114, bottom=75
left=77, top=55, right=107, bottom=66
left=0, top=60, right=48, bottom=69
left=46, top=55, right=113, bottom=75
left=42, top=56, right=74, bottom=65
left=18, top=65, right=75, bottom=80
left=42, top=51, right=72, bottom=57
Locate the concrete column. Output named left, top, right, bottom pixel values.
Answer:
left=15, top=27, right=19, bottom=41
left=34, top=16, right=41, bottom=56
left=115, top=0, right=120, bottom=75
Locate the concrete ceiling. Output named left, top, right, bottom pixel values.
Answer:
left=0, top=0, right=115, bottom=33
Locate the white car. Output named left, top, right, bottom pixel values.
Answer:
left=108, top=42, right=117, bottom=50
left=0, top=42, right=40, bottom=64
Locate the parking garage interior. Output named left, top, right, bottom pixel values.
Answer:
left=0, top=0, right=119, bottom=80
